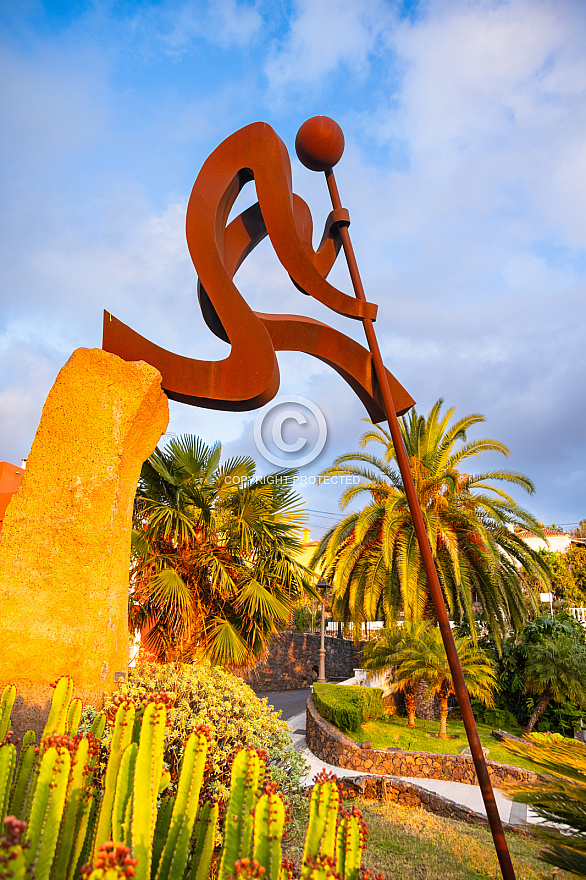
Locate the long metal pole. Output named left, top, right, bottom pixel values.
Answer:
left=318, top=603, right=326, bottom=682
left=324, top=168, right=517, bottom=880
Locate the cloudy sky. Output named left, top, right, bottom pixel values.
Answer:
left=1, top=0, right=585, bottom=537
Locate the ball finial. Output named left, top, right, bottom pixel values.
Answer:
left=295, top=116, right=345, bottom=172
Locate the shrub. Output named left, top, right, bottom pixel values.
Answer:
left=313, top=683, right=384, bottom=733
left=503, top=732, right=586, bottom=876
left=90, top=661, right=309, bottom=805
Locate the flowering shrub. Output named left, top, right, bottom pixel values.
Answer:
left=92, top=662, right=308, bottom=805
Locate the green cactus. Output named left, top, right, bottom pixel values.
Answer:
left=302, top=771, right=339, bottom=868
left=253, top=781, right=285, bottom=880
left=42, top=677, right=74, bottom=739
left=79, top=841, right=138, bottom=879
left=25, top=745, right=71, bottom=880
left=188, top=799, right=219, bottom=880
left=0, top=685, right=16, bottom=743
left=49, top=735, right=100, bottom=880
left=111, top=742, right=138, bottom=847
left=0, top=743, right=16, bottom=824
left=300, top=853, right=338, bottom=880
left=10, top=731, right=36, bottom=820
left=66, top=698, right=83, bottom=737
left=155, top=728, right=209, bottom=880
left=90, top=712, right=107, bottom=741
left=335, top=809, right=366, bottom=880
left=69, top=786, right=100, bottom=880
left=130, top=699, right=167, bottom=880
left=218, top=749, right=265, bottom=880
left=0, top=815, right=28, bottom=880
left=94, top=701, right=135, bottom=856
left=0, top=680, right=371, bottom=880
left=153, top=794, right=175, bottom=873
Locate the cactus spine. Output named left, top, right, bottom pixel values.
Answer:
left=155, top=729, right=208, bottom=880
left=218, top=749, right=265, bottom=880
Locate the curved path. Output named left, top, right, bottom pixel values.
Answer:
left=258, top=690, right=536, bottom=828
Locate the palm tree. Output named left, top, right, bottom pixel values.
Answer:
left=131, top=435, right=315, bottom=666
left=362, top=621, right=431, bottom=726
left=312, top=399, right=550, bottom=647
left=380, top=624, right=497, bottom=738
left=524, top=635, right=586, bottom=732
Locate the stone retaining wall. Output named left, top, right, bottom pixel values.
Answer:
left=336, top=775, right=529, bottom=833
left=237, top=633, right=365, bottom=691
left=306, top=696, right=537, bottom=787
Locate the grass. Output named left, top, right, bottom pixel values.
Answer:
left=284, top=795, right=572, bottom=880
left=346, top=715, right=540, bottom=773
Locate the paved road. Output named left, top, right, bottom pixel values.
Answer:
left=254, top=688, right=310, bottom=723
left=255, top=691, right=535, bottom=827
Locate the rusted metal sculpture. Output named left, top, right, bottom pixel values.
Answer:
left=103, top=121, right=413, bottom=419
left=103, top=117, right=516, bottom=880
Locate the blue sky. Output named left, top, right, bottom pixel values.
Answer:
left=1, top=0, right=585, bottom=537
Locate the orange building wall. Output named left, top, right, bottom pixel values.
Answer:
left=0, top=461, right=24, bottom=531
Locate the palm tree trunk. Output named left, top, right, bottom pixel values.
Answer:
left=526, top=688, right=553, bottom=733
left=404, top=685, right=416, bottom=727
left=438, top=696, right=449, bottom=739
left=422, top=588, right=438, bottom=623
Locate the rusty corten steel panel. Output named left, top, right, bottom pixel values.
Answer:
left=103, top=121, right=414, bottom=419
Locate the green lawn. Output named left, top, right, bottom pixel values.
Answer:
left=285, top=797, right=571, bottom=880
left=346, top=715, right=540, bottom=773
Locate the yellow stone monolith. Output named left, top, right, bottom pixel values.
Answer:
left=0, top=348, right=169, bottom=737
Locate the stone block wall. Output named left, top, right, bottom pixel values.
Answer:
left=306, top=696, right=537, bottom=787
left=336, top=776, right=528, bottom=833
left=237, top=633, right=365, bottom=691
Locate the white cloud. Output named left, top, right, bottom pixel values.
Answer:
left=264, top=0, right=391, bottom=95
left=130, top=0, right=264, bottom=55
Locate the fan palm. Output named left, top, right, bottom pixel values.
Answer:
left=362, top=621, right=431, bottom=726
left=312, top=399, right=550, bottom=647
left=130, top=435, right=315, bottom=666
left=523, top=635, right=586, bottom=732
left=377, top=623, right=497, bottom=738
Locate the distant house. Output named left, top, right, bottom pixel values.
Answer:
left=295, top=527, right=320, bottom=568
left=515, top=526, right=574, bottom=554
left=0, top=461, right=25, bottom=533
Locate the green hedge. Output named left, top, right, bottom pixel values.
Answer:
left=313, top=682, right=384, bottom=733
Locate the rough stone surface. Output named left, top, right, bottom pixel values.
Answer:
left=0, top=348, right=168, bottom=738
left=336, top=775, right=530, bottom=834
left=306, top=696, right=537, bottom=788
left=237, top=632, right=366, bottom=690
